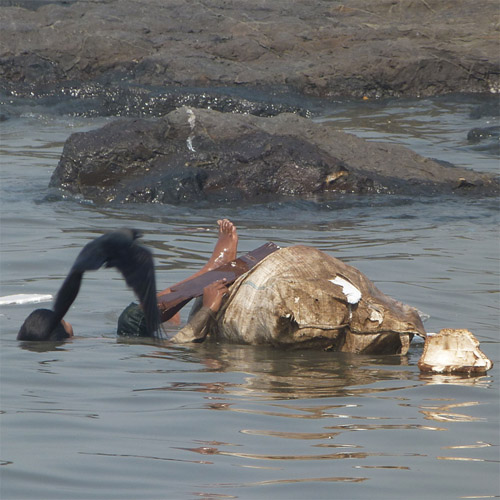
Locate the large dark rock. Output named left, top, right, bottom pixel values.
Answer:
left=49, top=107, right=499, bottom=204
left=1, top=0, right=499, bottom=99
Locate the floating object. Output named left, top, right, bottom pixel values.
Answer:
left=418, top=329, right=493, bottom=375
left=216, top=245, right=425, bottom=354
left=0, top=294, right=52, bottom=306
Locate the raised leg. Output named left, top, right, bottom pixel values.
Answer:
left=157, top=219, right=239, bottom=324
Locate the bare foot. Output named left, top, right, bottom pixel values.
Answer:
left=205, top=219, right=238, bottom=271
left=156, top=219, right=238, bottom=319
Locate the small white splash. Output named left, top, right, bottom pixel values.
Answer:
left=186, top=108, right=196, bottom=152
left=0, top=294, right=53, bottom=306
left=330, top=277, right=361, bottom=305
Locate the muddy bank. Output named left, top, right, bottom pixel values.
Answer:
left=1, top=0, right=499, bottom=102
left=49, top=107, right=499, bottom=205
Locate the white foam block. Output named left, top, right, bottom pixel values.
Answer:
left=0, top=294, right=53, bottom=305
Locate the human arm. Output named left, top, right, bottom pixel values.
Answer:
left=170, top=280, right=228, bottom=343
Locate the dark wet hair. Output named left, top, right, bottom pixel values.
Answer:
left=17, top=309, right=69, bottom=341
left=117, top=302, right=150, bottom=337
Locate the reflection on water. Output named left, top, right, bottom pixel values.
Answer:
left=80, top=451, right=214, bottom=466
left=226, top=476, right=369, bottom=485
left=316, top=94, right=499, bottom=174
left=420, top=401, right=486, bottom=423
left=139, top=344, right=418, bottom=400
left=419, top=373, right=493, bottom=388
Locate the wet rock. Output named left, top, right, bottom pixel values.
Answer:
left=0, top=82, right=312, bottom=119
left=418, top=329, right=493, bottom=375
left=49, top=107, right=500, bottom=205
left=469, top=98, right=500, bottom=119
left=1, top=0, right=498, bottom=99
left=467, top=126, right=500, bottom=144
left=0, top=0, right=77, bottom=9
left=466, top=126, right=500, bottom=156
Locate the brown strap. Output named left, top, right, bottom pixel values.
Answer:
left=157, top=242, right=279, bottom=321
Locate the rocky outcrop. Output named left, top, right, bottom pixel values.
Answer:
left=1, top=0, right=499, bottom=101
left=49, top=107, right=499, bottom=204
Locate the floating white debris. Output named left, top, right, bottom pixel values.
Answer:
left=330, top=276, right=362, bottom=304
left=418, top=329, right=493, bottom=375
left=0, top=294, right=53, bottom=306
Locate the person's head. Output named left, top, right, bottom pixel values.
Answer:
left=117, top=302, right=150, bottom=337
left=17, top=309, right=73, bottom=341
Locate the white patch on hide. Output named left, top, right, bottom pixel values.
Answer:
left=187, top=108, right=196, bottom=129
left=330, top=276, right=362, bottom=305
left=368, top=308, right=384, bottom=325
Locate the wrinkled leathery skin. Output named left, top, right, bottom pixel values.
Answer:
left=215, top=245, right=425, bottom=354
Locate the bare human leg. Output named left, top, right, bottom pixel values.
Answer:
left=157, top=219, right=238, bottom=324
left=202, top=219, right=238, bottom=272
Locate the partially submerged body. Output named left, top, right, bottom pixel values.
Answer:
left=117, top=219, right=238, bottom=337
left=170, top=244, right=492, bottom=373
left=172, top=245, right=425, bottom=355
left=18, top=218, right=491, bottom=373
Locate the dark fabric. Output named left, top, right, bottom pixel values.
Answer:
left=117, top=302, right=150, bottom=337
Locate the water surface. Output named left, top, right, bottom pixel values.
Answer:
left=1, top=94, right=499, bottom=499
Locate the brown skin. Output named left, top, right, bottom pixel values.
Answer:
left=157, top=218, right=238, bottom=297
left=157, top=218, right=237, bottom=325
left=61, top=319, right=74, bottom=337
left=202, top=279, right=229, bottom=312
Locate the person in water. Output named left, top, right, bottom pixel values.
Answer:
left=19, top=218, right=425, bottom=354
left=17, top=220, right=237, bottom=341
left=117, top=219, right=238, bottom=339
left=18, top=308, right=74, bottom=341
left=17, top=227, right=160, bottom=340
